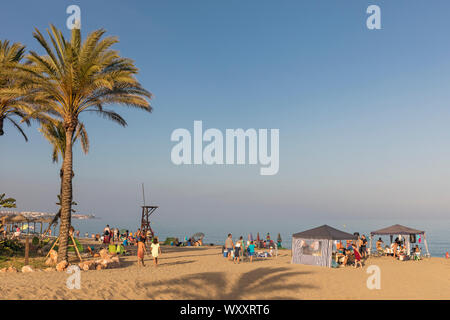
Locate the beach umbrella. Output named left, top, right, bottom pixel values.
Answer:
left=9, top=214, right=27, bottom=223
left=277, top=233, right=282, bottom=242
left=191, top=232, right=205, bottom=239
left=257, top=232, right=260, bottom=242
left=248, top=233, right=253, bottom=242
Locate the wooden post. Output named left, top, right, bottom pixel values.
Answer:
left=71, top=235, right=83, bottom=262
left=45, top=237, right=59, bottom=258
left=24, top=236, right=30, bottom=265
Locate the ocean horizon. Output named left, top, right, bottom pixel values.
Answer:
left=70, top=217, right=450, bottom=258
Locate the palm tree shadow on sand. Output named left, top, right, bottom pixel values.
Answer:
left=143, top=267, right=317, bottom=299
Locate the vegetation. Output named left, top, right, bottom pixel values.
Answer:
left=0, top=238, right=24, bottom=256
left=0, top=193, right=16, bottom=208
left=0, top=40, right=32, bottom=140
left=0, top=255, right=47, bottom=270
left=0, top=24, right=152, bottom=262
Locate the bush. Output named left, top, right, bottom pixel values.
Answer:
left=32, top=236, right=40, bottom=246
left=0, top=239, right=24, bottom=256
left=163, top=237, right=176, bottom=245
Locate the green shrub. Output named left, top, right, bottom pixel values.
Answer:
left=32, top=236, right=40, bottom=246
left=0, top=239, right=24, bottom=256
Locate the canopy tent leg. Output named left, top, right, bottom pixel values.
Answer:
left=406, top=236, right=410, bottom=257
left=423, top=233, right=430, bottom=257
left=328, top=240, right=333, bottom=267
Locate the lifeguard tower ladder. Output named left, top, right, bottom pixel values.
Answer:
left=140, top=205, right=158, bottom=239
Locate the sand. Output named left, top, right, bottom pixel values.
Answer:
left=0, top=245, right=449, bottom=300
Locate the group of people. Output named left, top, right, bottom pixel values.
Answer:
left=170, top=237, right=203, bottom=247
left=224, top=233, right=276, bottom=264
left=101, top=225, right=162, bottom=267
left=334, top=234, right=369, bottom=268
left=97, top=225, right=153, bottom=247
left=376, top=237, right=422, bottom=260
left=136, top=236, right=162, bottom=267
left=334, top=234, right=425, bottom=267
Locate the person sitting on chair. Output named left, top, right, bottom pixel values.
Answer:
left=376, top=238, right=384, bottom=253
left=414, top=245, right=421, bottom=260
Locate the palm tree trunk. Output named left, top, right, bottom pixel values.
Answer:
left=0, top=116, right=4, bottom=136
left=57, top=125, right=75, bottom=262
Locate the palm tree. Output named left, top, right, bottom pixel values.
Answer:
left=22, top=25, right=152, bottom=261
left=39, top=120, right=89, bottom=165
left=39, top=120, right=88, bottom=236
left=0, top=40, right=31, bottom=140
left=0, top=193, right=16, bottom=208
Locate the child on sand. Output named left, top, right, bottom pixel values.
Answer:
left=248, top=241, right=256, bottom=262
left=151, top=237, right=162, bottom=266
left=352, top=244, right=363, bottom=268
left=137, top=237, right=147, bottom=267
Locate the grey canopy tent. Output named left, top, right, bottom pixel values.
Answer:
left=369, top=224, right=430, bottom=257
left=291, top=225, right=357, bottom=267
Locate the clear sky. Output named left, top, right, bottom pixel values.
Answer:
left=1, top=0, right=450, bottom=231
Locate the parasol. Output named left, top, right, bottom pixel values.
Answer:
left=191, top=232, right=205, bottom=240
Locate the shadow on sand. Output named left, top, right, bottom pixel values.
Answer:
left=143, top=266, right=317, bottom=299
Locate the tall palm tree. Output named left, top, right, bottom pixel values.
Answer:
left=22, top=25, right=152, bottom=261
left=39, top=120, right=88, bottom=236
left=0, top=40, right=31, bottom=140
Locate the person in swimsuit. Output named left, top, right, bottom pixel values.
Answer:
left=137, top=237, right=147, bottom=267
left=352, top=244, right=363, bottom=268
left=392, top=241, right=399, bottom=258
left=234, top=236, right=243, bottom=264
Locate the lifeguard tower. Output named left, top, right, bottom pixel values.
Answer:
left=140, top=205, right=158, bottom=238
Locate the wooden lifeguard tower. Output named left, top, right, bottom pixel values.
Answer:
left=140, top=205, right=158, bottom=238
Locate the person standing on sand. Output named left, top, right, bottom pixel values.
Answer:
left=360, top=235, right=367, bottom=258
left=136, top=228, right=141, bottom=240
left=225, top=234, right=234, bottom=260
left=393, top=238, right=399, bottom=258
left=234, top=236, right=243, bottom=264
left=352, top=244, right=363, bottom=268
left=248, top=241, right=256, bottom=262
left=137, top=237, right=147, bottom=267
left=151, top=237, right=162, bottom=267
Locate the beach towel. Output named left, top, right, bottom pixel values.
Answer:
left=108, top=244, right=116, bottom=254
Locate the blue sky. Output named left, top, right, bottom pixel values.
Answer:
left=1, top=0, right=450, bottom=232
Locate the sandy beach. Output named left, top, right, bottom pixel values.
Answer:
left=0, top=244, right=449, bottom=300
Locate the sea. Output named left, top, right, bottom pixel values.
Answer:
left=71, top=217, right=450, bottom=258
